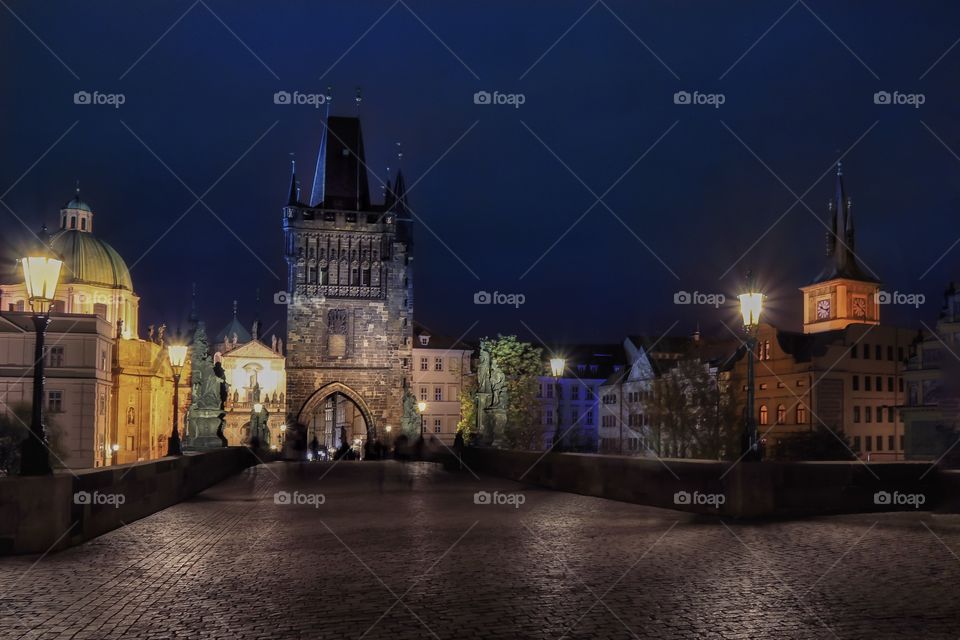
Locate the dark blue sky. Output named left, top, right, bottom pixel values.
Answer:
left=2, top=1, right=958, bottom=344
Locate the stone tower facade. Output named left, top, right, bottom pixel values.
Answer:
left=282, top=114, right=413, bottom=439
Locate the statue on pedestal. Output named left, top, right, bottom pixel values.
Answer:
left=185, top=322, right=228, bottom=450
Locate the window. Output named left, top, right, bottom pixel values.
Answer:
left=571, top=409, right=579, bottom=424
left=851, top=345, right=858, bottom=358
left=434, top=357, right=443, bottom=371
left=764, top=340, right=771, bottom=360
left=875, top=345, right=882, bottom=360
left=887, top=377, right=894, bottom=393
left=434, top=387, right=443, bottom=402
left=796, top=405, right=807, bottom=423
left=797, top=379, right=806, bottom=387
left=888, top=435, right=895, bottom=450
left=852, top=375, right=859, bottom=391
left=854, top=435, right=861, bottom=451
left=759, top=405, right=768, bottom=425
left=887, top=346, right=894, bottom=361
left=48, top=346, right=64, bottom=367
left=865, top=436, right=872, bottom=452
left=546, top=385, right=554, bottom=399
left=420, top=357, right=428, bottom=371
left=776, top=405, right=786, bottom=424
left=419, top=387, right=427, bottom=401
left=899, top=378, right=904, bottom=393
left=545, top=409, right=553, bottom=425
left=537, top=384, right=543, bottom=398
left=876, top=435, right=883, bottom=451
left=586, top=411, right=594, bottom=426
left=434, top=418, right=442, bottom=434
left=863, top=344, right=870, bottom=359
left=571, top=386, right=580, bottom=400
left=875, top=376, right=882, bottom=392
left=100, top=350, right=107, bottom=371
left=70, top=216, right=76, bottom=229
left=900, top=435, right=905, bottom=450
left=854, top=406, right=861, bottom=423
left=865, top=406, right=872, bottom=423
left=126, top=435, right=134, bottom=450
left=898, top=347, right=904, bottom=361
left=98, top=391, right=106, bottom=416
left=865, top=376, right=872, bottom=391
left=47, top=390, right=63, bottom=413
left=888, top=407, right=895, bottom=423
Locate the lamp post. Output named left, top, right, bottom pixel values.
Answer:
left=738, top=273, right=765, bottom=462
left=417, top=401, right=427, bottom=437
left=549, top=357, right=565, bottom=450
left=18, top=254, right=63, bottom=475
left=166, top=344, right=188, bottom=456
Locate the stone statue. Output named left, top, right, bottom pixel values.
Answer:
left=271, top=335, right=278, bottom=352
left=157, top=323, right=166, bottom=346
left=476, top=340, right=509, bottom=446
left=186, top=322, right=229, bottom=450
left=277, top=338, right=283, bottom=354
left=147, top=324, right=155, bottom=341
left=400, top=389, right=420, bottom=439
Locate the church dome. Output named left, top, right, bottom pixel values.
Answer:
left=49, top=229, right=134, bottom=291
left=62, top=195, right=92, bottom=212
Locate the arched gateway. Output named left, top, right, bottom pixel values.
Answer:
left=282, top=113, right=413, bottom=447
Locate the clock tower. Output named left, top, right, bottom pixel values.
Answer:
left=800, top=163, right=880, bottom=334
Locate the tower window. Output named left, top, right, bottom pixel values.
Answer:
left=70, top=216, right=76, bottom=229
left=80, top=218, right=87, bottom=230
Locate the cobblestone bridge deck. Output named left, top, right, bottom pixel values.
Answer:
left=1, top=461, right=958, bottom=639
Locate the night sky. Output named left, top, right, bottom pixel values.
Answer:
left=2, top=1, right=958, bottom=345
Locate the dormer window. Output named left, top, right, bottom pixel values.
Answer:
left=419, top=334, right=430, bottom=346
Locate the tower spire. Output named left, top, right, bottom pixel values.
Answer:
left=309, top=86, right=333, bottom=207
left=287, top=153, right=299, bottom=205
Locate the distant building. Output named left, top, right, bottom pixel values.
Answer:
left=731, top=165, right=914, bottom=459
left=902, top=283, right=960, bottom=460
left=412, top=325, right=472, bottom=445
left=540, top=344, right=623, bottom=451
left=0, top=190, right=175, bottom=468
left=214, top=304, right=287, bottom=448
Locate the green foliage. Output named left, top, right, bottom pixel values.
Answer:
left=456, top=376, right=479, bottom=441
left=485, top=335, right=543, bottom=450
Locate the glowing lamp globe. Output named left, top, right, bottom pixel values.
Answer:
left=21, top=256, right=63, bottom=314
left=550, top=357, right=565, bottom=378
left=167, top=344, right=188, bottom=370
left=738, top=292, right=764, bottom=329
left=417, top=401, right=426, bottom=413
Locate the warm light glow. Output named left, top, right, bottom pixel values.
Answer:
left=21, top=256, right=62, bottom=312
left=167, top=344, right=188, bottom=369
left=280, top=424, right=287, bottom=433
left=738, top=292, right=764, bottom=328
left=385, top=425, right=392, bottom=432
left=111, top=443, right=119, bottom=452
left=550, top=357, right=565, bottom=378
left=417, top=401, right=427, bottom=413
left=253, top=402, right=264, bottom=414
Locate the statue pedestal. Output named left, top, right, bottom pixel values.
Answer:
left=186, top=410, right=227, bottom=450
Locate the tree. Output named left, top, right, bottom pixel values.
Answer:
left=485, top=336, right=543, bottom=450
left=456, top=376, right=479, bottom=442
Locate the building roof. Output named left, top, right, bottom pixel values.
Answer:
left=310, top=115, right=371, bottom=211
left=413, top=323, right=472, bottom=351
left=215, top=302, right=253, bottom=345
left=62, top=194, right=92, bottom=212
left=812, top=163, right=876, bottom=285
left=48, top=228, right=133, bottom=291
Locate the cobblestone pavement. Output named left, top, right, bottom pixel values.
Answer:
left=1, top=461, right=959, bottom=639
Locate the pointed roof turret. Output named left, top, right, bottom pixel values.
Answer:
left=287, top=158, right=299, bottom=205
left=813, top=162, right=874, bottom=284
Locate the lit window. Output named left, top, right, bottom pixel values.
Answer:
left=420, top=357, right=428, bottom=371
left=776, top=405, right=786, bottom=424
left=434, top=357, right=443, bottom=371
left=419, top=387, right=427, bottom=401
left=759, top=405, right=768, bottom=425
left=434, top=387, right=442, bottom=401
left=796, top=405, right=807, bottom=423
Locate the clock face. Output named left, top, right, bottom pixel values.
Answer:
left=852, top=296, right=866, bottom=318
left=816, top=299, right=831, bottom=319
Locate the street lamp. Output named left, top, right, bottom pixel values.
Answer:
left=417, top=401, right=427, bottom=437
left=166, top=344, right=188, bottom=456
left=738, top=272, right=765, bottom=462
left=18, top=253, right=63, bottom=475
left=549, top=357, right=565, bottom=450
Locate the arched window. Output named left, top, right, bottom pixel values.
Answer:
left=776, top=404, right=786, bottom=424
left=70, top=216, right=76, bottom=229
left=796, top=405, right=807, bottom=424
left=759, top=405, right=769, bottom=426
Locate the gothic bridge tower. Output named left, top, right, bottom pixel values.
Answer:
left=282, top=112, right=413, bottom=446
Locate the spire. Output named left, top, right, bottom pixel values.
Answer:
left=393, top=170, right=408, bottom=215
left=189, top=282, right=198, bottom=324
left=233, top=299, right=238, bottom=318
left=814, top=162, right=872, bottom=283
left=287, top=155, right=299, bottom=205
left=309, top=87, right=333, bottom=207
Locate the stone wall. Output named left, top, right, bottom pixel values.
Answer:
left=459, top=448, right=945, bottom=518
left=0, top=447, right=255, bottom=555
